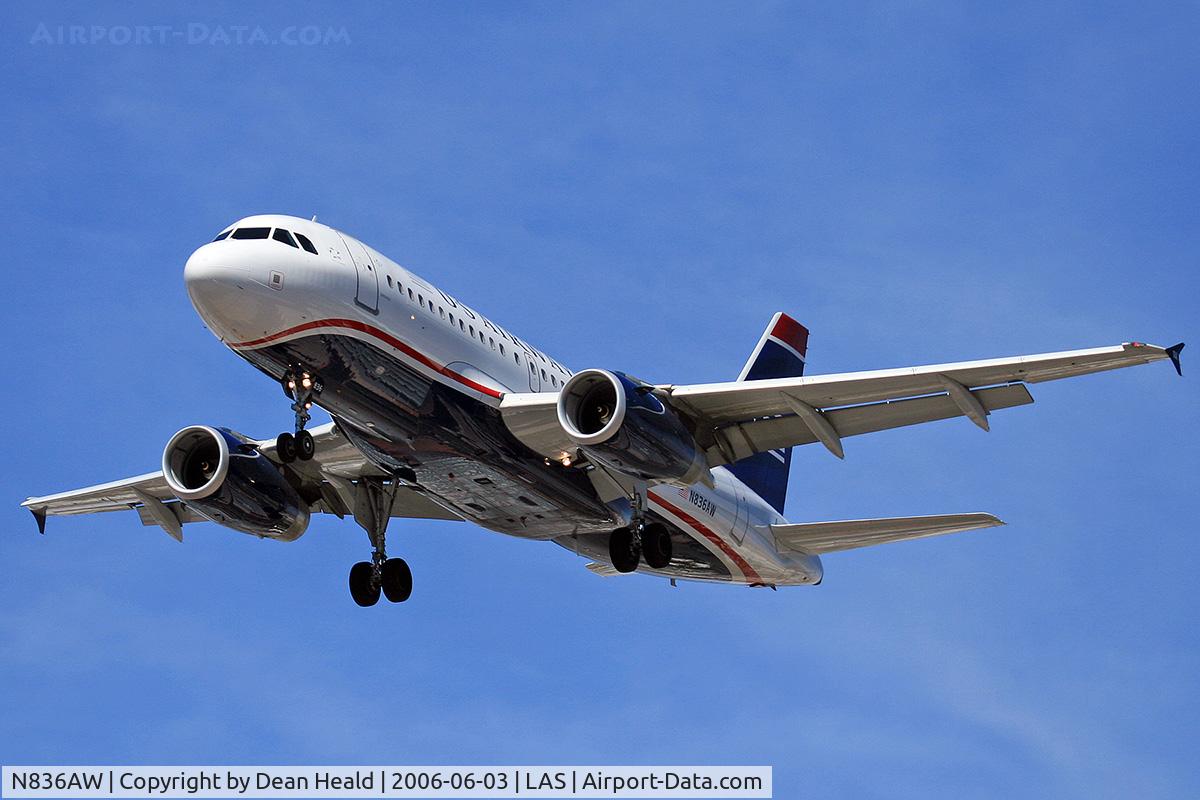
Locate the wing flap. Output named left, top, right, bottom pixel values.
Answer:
left=705, top=383, right=1034, bottom=465
left=135, top=501, right=207, bottom=527
left=772, top=512, right=1004, bottom=555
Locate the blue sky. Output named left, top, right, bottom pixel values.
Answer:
left=1, top=2, right=1197, bottom=797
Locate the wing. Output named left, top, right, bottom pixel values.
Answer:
left=22, top=422, right=462, bottom=538
left=500, top=341, right=1183, bottom=464
left=771, top=513, right=1004, bottom=555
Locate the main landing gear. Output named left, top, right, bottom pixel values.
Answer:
left=608, top=487, right=673, bottom=573
left=276, top=366, right=322, bottom=463
left=347, top=477, right=414, bottom=607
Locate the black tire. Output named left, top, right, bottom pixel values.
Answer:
left=296, top=429, right=315, bottom=461
left=609, top=527, right=640, bottom=573
left=642, top=522, right=673, bottom=569
left=381, top=558, right=413, bottom=603
left=276, top=432, right=297, bottom=463
left=348, top=561, right=380, bottom=607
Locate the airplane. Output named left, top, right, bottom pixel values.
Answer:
left=21, top=214, right=1185, bottom=606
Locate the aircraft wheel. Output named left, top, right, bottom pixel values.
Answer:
left=276, top=432, right=297, bottom=463
left=349, top=561, right=380, bottom=607
left=381, top=558, right=413, bottom=603
left=609, top=527, right=640, bottom=573
left=642, top=522, right=673, bottom=569
left=296, top=429, right=315, bottom=461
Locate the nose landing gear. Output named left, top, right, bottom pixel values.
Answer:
left=276, top=367, right=321, bottom=463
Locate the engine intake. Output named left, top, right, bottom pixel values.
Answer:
left=162, top=425, right=309, bottom=541
left=557, top=369, right=710, bottom=484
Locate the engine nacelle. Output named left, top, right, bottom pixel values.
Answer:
left=556, top=369, right=709, bottom=484
left=161, top=425, right=310, bottom=541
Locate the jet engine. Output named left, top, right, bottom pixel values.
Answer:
left=556, top=369, right=710, bottom=485
left=161, top=425, right=310, bottom=541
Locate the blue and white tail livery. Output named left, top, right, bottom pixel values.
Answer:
left=728, top=313, right=810, bottom=514
left=20, top=214, right=1185, bottom=605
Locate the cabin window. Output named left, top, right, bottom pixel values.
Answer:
left=386, top=275, right=394, bottom=288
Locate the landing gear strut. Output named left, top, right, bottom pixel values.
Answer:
left=347, top=476, right=414, bottom=606
left=277, top=366, right=321, bottom=463
left=607, top=485, right=673, bottom=573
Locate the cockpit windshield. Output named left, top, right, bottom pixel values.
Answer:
left=230, top=227, right=270, bottom=240
left=214, top=226, right=319, bottom=254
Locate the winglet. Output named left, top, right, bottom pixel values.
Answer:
left=30, top=507, right=46, bottom=534
left=1166, top=342, right=1185, bottom=376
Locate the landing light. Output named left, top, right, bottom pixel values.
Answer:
left=301, top=377, right=313, bottom=389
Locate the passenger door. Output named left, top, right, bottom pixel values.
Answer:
left=336, top=233, right=379, bottom=314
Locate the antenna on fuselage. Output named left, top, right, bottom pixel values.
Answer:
left=311, top=214, right=318, bottom=222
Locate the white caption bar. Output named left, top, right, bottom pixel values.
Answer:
left=2, top=766, right=771, bottom=798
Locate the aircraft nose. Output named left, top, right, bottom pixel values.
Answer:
left=183, top=244, right=258, bottom=342
left=184, top=243, right=248, bottom=286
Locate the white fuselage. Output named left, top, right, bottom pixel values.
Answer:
left=184, top=214, right=822, bottom=587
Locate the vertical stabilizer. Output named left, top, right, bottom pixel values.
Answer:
left=728, top=312, right=808, bottom=513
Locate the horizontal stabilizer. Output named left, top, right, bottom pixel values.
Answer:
left=771, top=513, right=1004, bottom=555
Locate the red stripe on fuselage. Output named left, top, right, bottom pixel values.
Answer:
left=650, top=493, right=763, bottom=583
left=227, top=318, right=504, bottom=399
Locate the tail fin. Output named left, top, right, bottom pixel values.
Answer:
left=727, top=312, right=809, bottom=513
